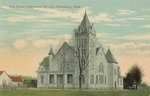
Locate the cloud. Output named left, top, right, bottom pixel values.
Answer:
left=1, top=6, right=94, bottom=24
left=108, top=42, right=150, bottom=49
left=107, top=42, right=135, bottom=49
left=32, top=39, right=50, bottom=48
left=96, top=32, right=114, bottom=38
left=140, top=15, right=150, bottom=18
left=0, top=6, right=39, bottom=22
left=121, top=34, right=150, bottom=41
left=4, top=15, right=37, bottom=22
left=32, top=34, right=72, bottom=48
left=125, top=50, right=150, bottom=56
left=142, top=24, right=150, bottom=28
left=12, top=40, right=28, bottom=49
left=116, top=9, right=134, bottom=15
left=104, top=23, right=130, bottom=27
left=34, top=7, right=113, bottom=22
left=90, top=12, right=113, bottom=22
left=106, top=42, right=150, bottom=57
left=0, top=6, right=14, bottom=10
left=48, top=34, right=72, bottom=39
left=34, top=7, right=92, bottom=22
left=128, top=17, right=145, bottom=20
left=1, top=6, right=114, bottom=24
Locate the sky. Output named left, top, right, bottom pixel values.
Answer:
left=0, top=0, right=150, bottom=85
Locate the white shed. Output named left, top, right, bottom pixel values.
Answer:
left=0, top=71, right=11, bottom=87
left=9, top=76, right=23, bottom=86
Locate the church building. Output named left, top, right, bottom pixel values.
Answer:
left=37, top=11, right=123, bottom=89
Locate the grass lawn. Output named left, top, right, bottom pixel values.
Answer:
left=0, top=88, right=150, bottom=96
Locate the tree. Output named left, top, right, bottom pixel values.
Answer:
left=55, top=42, right=75, bottom=90
left=124, top=72, right=134, bottom=89
left=125, top=64, right=143, bottom=90
left=41, top=56, right=49, bottom=65
left=76, top=42, right=88, bottom=91
left=75, top=34, right=95, bottom=91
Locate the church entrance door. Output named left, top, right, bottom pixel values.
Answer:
left=57, top=74, right=63, bottom=88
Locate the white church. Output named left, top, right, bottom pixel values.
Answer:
left=37, top=11, right=123, bottom=89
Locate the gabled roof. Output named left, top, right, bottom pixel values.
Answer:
left=54, top=41, right=75, bottom=59
left=9, top=76, right=23, bottom=82
left=96, top=45, right=104, bottom=55
left=0, top=71, right=4, bottom=75
left=106, top=48, right=118, bottom=64
left=80, top=11, right=91, bottom=29
left=48, top=47, right=54, bottom=55
left=62, top=42, right=69, bottom=48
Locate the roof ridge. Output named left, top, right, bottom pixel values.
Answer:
left=80, top=11, right=91, bottom=29
left=106, top=49, right=118, bottom=64
left=48, top=47, right=54, bottom=55
left=0, top=71, right=4, bottom=75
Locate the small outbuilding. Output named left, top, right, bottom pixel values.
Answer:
left=0, top=71, right=11, bottom=87
left=9, top=76, right=23, bottom=86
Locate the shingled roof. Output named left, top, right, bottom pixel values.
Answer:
left=48, top=47, right=54, bottom=55
left=0, top=71, right=4, bottom=75
left=106, top=48, right=118, bottom=64
left=9, top=76, right=23, bottom=82
left=80, top=11, right=91, bottom=29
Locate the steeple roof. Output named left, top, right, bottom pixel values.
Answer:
left=48, top=47, right=54, bottom=55
left=106, top=48, right=118, bottom=64
left=80, top=11, right=91, bottom=29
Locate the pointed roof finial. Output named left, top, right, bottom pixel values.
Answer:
left=48, top=47, right=54, bottom=55
left=106, top=48, right=118, bottom=64
left=81, top=10, right=90, bottom=28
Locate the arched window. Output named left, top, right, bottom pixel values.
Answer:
left=66, top=62, right=71, bottom=71
left=81, top=74, right=85, bottom=84
left=99, top=63, right=104, bottom=73
left=40, top=75, right=44, bottom=84
left=60, top=61, right=72, bottom=71
left=90, top=75, right=94, bottom=84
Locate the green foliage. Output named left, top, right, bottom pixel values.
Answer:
left=124, top=64, right=144, bottom=89
left=41, top=56, right=49, bottom=66
left=41, top=56, right=49, bottom=63
left=0, top=89, right=150, bottom=96
left=129, top=64, right=143, bottom=84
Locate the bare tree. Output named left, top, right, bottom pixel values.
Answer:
left=74, top=32, right=95, bottom=91
left=55, top=42, right=74, bottom=90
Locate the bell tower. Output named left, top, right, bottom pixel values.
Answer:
left=74, top=11, right=96, bottom=66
